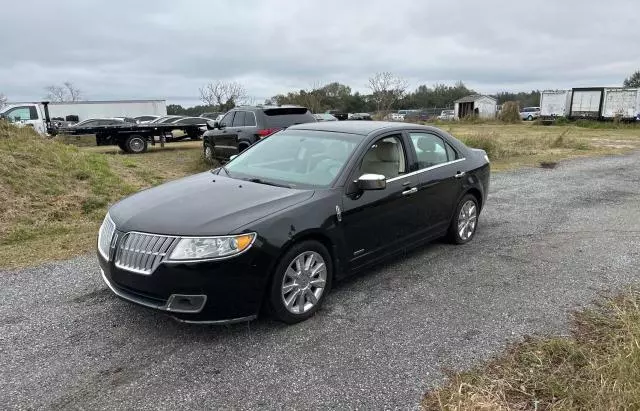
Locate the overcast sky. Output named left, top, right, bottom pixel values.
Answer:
left=1, top=0, right=638, bottom=106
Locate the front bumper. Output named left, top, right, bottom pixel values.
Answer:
left=98, top=247, right=273, bottom=323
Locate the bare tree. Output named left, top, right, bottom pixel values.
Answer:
left=367, top=72, right=409, bottom=115
left=0, top=93, right=7, bottom=110
left=44, top=82, right=82, bottom=102
left=199, top=81, right=248, bottom=110
left=64, top=82, right=82, bottom=101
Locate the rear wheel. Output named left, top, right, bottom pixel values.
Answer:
left=268, top=240, right=332, bottom=324
left=125, top=135, right=148, bottom=154
left=448, top=194, right=479, bottom=244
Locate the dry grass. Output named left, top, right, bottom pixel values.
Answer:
left=445, top=123, right=640, bottom=171
left=423, top=289, right=640, bottom=410
left=0, top=123, right=211, bottom=269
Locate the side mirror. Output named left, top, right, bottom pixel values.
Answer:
left=356, top=174, right=386, bottom=191
left=215, top=121, right=224, bottom=129
left=229, top=154, right=238, bottom=161
left=206, top=120, right=215, bottom=130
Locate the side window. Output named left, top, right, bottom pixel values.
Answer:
left=445, top=143, right=459, bottom=161
left=232, top=111, right=246, bottom=127
left=29, top=106, right=38, bottom=120
left=5, top=107, right=31, bottom=122
left=244, top=111, right=257, bottom=127
left=359, top=135, right=406, bottom=179
left=220, top=112, right=234, bottom=127
left=409, top=132, right=449, bottom=169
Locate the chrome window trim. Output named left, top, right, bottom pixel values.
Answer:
left=386, top=158, right=466, bottom=183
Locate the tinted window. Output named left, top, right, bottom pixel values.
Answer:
left=445, top=143, right=458, bottom=161
left=244, top=111, right=257, bottom=127
left=77, top=120, right=98, bottom=127
left=177, top=117, right=205, bottom=125
left=232, top=111, right=246, bottom=127
left=263, top=108, right=316, bottom=128
left=409, top=132, right=449, bottom=169
left=359, top=135, right=406, bottom=179
left=220, top=112, right=234, bottom=127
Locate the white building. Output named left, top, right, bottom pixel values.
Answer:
left=454, top=95, right=497, bottom=119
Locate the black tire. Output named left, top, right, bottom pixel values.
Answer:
left=238, top=142, right=250, bottom=153
left=203, top=144, right=215, bottom=162
left=268, top=240, right=333, bottom=324
left=117, top=141, right=128, bottom=152
left=527, top=115, right=533, bottom=121
left=125, top=135, right=147, bottom=154
left=447, top=194, right=480, bottom=244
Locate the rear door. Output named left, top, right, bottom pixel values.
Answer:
left=406, top=131, right=466, bottom=235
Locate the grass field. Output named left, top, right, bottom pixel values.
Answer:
left=423, top=289, right=640, bottom=410
left=1, top=121, right=639, bottom=269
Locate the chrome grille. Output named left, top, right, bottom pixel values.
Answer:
left=115, top=232, right=179, bottom=275
left=98, top=214, right=116, bottom=260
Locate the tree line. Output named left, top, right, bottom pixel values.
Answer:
left=2, top=70, right=639, bottom=114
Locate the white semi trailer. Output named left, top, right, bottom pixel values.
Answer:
left=47, top=100, right=167, bottom=121
left=601, top=88, right=640, bottom=120
left=540, top=90, right=572, bottom=119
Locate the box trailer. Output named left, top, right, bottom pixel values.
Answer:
left=540, top=90, right=572, bottom=119
left=47, top=100, right=167, bottom=121
left=570, top=88, right=604, bottom=119
left=601, top=88, right=640, bottom=119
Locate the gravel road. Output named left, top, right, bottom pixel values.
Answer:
left=2, top=152, right=639, bottom=410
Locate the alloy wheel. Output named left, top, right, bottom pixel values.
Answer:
left=281, top=251, right=327, bottom=314
left=457, top=200, right=477, bottom=241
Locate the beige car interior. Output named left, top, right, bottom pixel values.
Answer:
left=360, top=137, right=405, bottom=179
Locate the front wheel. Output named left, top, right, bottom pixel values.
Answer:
left=448, top=194, right=479, bottom=244
left=268, top=241, right=332, bottom=324
left=527, top=115, right=533, bottom=121
left=204, top=144, right=215, bottom=162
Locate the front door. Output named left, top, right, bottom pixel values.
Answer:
left=340, top=134, right=420, bottom=269
left=213, top=111, right=238, bottom=158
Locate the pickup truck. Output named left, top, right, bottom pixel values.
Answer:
left=0, top=102, right=54, bottom=135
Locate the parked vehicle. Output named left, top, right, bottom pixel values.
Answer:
left=66, top=118, right=126, bottom=129
left=601, top=88, right=640, bottom=120
left=388, top=113, right=405, bottom=121
left=313, top=113, right=338, bottom=122
left=350, top=113, right=373, bottom=120
left=437, top=109, right=455, bottom=120
left=520, top=107, right=541, bottom=121
left=134, top=115, right=160, bottom=123
left=200, top=112, right=224, bottom=120
left=202, top=105, right=316, bottom=162
left=98, top=121, right=490, bottom=324
left=540, top=90, right=572, bottom=121
left=326, top=110, right=348, bottom=120
left=570, top=87, right=604, bottom=119
left=0, top=102, right=53, bottom=135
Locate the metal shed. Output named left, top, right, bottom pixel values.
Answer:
left=454, top=95, right=497, bottom=119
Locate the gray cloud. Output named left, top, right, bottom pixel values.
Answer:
left=1, top=0, right=638, bottom=106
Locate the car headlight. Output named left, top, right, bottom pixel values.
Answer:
left=167, top=233, right=256, bottom=261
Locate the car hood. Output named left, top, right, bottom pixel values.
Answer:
left=109, top=172, right=314, bottom=236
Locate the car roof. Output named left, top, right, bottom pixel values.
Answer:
left=288, top=120, right=444, bottom=136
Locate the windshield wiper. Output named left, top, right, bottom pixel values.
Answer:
left=244, top=178, right=294, bottom=189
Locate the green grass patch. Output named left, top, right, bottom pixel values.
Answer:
left=423, top=289, right=640, bottom=410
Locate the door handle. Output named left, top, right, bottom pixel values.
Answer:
left=402, top=187, right=418, bottom=196
left=454, top=171, right=466, bottom=179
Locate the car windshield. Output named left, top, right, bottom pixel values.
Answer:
left=223, top=130, right=359, bottom=188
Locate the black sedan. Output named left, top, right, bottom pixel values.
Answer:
left=97, top=121, right=490, bottom=324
